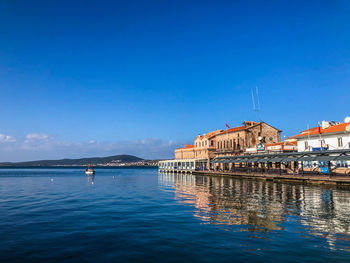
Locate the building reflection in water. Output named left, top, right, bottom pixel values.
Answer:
left=158, top=172, right=350, bottom=251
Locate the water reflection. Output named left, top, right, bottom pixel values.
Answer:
left=86, top=175, right=95, bottom=185
left=159, top=173, right=350, bottom=251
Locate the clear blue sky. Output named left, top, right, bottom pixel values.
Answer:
left=0, top=0, right=349, bottom=161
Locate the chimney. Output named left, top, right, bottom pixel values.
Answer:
left=321, top=120, right=331, bottom=129
left=243, top=121, right=254, bottom=128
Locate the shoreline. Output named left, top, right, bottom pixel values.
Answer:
left=192, top=170, right=350, bottom=188
left=0, top=165, right=158, bottom=169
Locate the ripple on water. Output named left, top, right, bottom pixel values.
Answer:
left=0, top=168, right=350, bottom=262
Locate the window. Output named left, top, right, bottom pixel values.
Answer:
left=211, top=140, right=214, bottom=146
left=336, top=160, right=348, bottom=168
left=319, top=139, right=325, bottom=147
left=338, top=137, right=343, bottom=148
left=304, top=141, right=308, bottom=150
left=304, top=161, right=313, bottom=168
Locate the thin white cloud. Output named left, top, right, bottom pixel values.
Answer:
left=25, top=133, right=52, bottom=141
left=0, top=134, right=16, bottom=143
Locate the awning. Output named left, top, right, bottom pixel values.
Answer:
left=233, top=159, right=248, bottom=163
left=282, top=157, right=300, bottom=162
left=258, top=157, right=276, bottom=163
left=269, top=157, right=286, bottom=162
left=298, top=156, right=317, bottom=162
left=247, top=158, right=260, bottom=163
left=335, top=155, right=350, bottom=161
left=314, top=156, right=338, bottom=162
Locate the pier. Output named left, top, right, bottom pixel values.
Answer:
left=159, top=149, right=350, bottom=187
left=192, top=171, right=350, bottom=187
left=158, top=158, right=207, bottom=174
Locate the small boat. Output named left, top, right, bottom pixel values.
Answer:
left=85, top=165, right=95, bottom=175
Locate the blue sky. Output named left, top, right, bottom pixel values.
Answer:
left=0, top=0, right=349, bottom=161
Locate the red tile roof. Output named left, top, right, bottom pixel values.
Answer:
left=217, top=125, right=245, bottom=135
left=203, top=129, right=224, bottom=139
left=195, top=130, right=223, bottom=140
left=264, top=141, right=297, bottom=147
left=175, top=144, right=195, bottom=150
left=289, top=123, right=350, bottom=139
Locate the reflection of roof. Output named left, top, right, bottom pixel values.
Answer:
left=289, top=123, right=350, bottom=139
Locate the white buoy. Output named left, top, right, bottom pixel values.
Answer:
left=50, top=178, right=54, bottom=182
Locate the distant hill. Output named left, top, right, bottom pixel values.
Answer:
left=0, top=154, right=144, bottom=167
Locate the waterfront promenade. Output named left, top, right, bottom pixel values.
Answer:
left=192, top=170, right=350, bottom=187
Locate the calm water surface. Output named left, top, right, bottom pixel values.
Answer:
left=1, top=168, right=350, bottom=262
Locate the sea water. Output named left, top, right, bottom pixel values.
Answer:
left=0, top=168, right=350, bottom=262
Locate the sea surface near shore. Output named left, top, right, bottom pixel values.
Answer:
left=1, top=167, right=350, bottom=262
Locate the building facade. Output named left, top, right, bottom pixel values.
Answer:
left=290, top=118, right=350, bottom=169
left=291, top=120, right=350, bottom=152
left=174, top=144, right=195, bottom=159
left=215, top=121, right=282, bottom=157
left=172, top=121, right=282, bottom=170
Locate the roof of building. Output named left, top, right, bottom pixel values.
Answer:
left=195, top=129, right=223, bottom=140
left=216, top=121, right=282, bottom=136
left=289, top=122, right=350, bottom=139
left=217, top=125, right=246, bottom=135
left=175, top=144, right=194, bottom=151
left=264, top=141, right=297, bottom=147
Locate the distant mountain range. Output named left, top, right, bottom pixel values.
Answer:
left=0, top=154, right=147, bottom=167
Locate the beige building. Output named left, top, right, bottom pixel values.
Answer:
left=215, top=121, right=282, bottom=157
left=174, top=121, right=282, bottom=169
left=174, top=144, right=195, bottom=159
left=175, top=130, right=223, bottom=161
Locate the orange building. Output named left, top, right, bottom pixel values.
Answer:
left=175, top=121, right=282, bottom=168
left=215, top=121, right=282, bottom=157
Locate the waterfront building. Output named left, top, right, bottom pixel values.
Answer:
left=289, top=118, right=350, bottom=169
left=174, top=144, right=195, bottom=159
left=245, top=141, right=298, bottom=154
left=215, top=121, right=282, bottom=158
left=162, top=120, right=282, bottom=172
left=290, top=119, right=350, bottom=152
